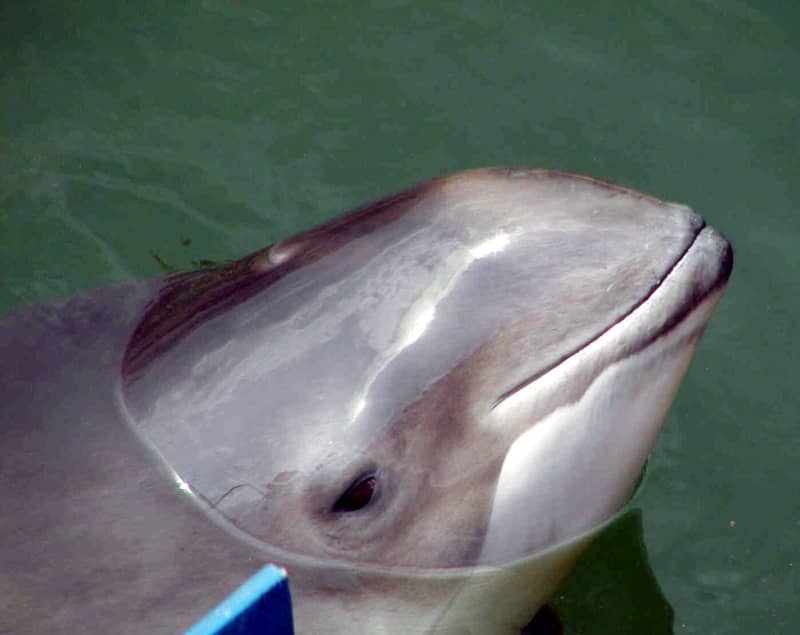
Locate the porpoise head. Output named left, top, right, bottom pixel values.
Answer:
left=119, top=168, right=731, bottom=629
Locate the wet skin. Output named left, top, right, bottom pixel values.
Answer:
left=0, top=168, right=732, bottom=634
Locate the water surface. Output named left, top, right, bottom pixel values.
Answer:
left=2, top=2, right=797, bottom=633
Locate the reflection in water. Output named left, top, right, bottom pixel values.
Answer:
left=349, top=231, right=516, bottom=422
left=552, top=509, right=674, bottom=634
left=469, top=232, right=514, bottom=259
left=169, top=464, right=193, bottom=495
left=400, top=302, right=435, bottom=348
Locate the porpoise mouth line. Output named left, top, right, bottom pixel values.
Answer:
left=491, top=220, right=711, bottom=411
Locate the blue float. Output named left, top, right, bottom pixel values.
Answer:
left=185, top=565, right=294, bottom=635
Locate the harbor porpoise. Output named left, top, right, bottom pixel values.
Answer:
left=0, top=168, right=732, bottom=634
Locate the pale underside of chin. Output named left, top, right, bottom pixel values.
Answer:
left=478, top=282, right=724, bottom=565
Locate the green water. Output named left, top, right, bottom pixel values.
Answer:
left=2, top=2, right=797, bottom=633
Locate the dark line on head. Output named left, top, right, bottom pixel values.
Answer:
left=490, top=220, right=707, bottom=410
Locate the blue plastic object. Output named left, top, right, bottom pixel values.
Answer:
left=185, top=565, right=294, bottom=635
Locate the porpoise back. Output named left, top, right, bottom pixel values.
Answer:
left=0, top=168, right=732, bottom=634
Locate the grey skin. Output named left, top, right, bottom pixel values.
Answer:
left=0, top=168, right=732, bottom=634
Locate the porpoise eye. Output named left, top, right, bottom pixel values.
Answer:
left=332, top=473, right=378, bottom=513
